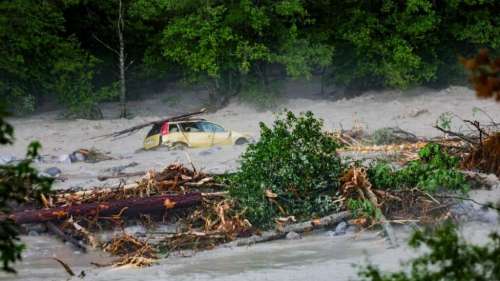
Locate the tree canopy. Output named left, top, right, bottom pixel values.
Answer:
left=0, top=0, right=498, bottom=116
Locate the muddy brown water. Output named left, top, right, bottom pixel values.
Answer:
left=0, top=230, right=415, bottom=281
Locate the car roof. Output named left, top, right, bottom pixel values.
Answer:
left=169, top=118, right=207, bottom=124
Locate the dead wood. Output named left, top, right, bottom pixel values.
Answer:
left=235, top=211, right=352, bottom=246
left=67, top=217, right=100, bottom=248
left=104, top=233, right=157, bottom=267
left=433, top=125, right=477, bottom=145
left=56, top=164, right=217, bottom=206
left=341, top=166, right=399, bottom=248
left=463, top=132, right=500, bottom=176
left=95, top=109, right=206, bottom=139
left=45, top=221, right=87, bottom=252
left=52, top=257, right=75, bottom=277
left=10, top=193, right=202, bottom=225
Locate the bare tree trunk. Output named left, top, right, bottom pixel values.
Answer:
left=118, top=0, right=127, bottom=118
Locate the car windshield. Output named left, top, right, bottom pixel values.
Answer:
left=199, top=122, right=226, bottom=132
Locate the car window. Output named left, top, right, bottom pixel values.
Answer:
left=199, top=122, right=226, bottom=133
left=169, top=124, right=179, bottom=133
left=146, top=124, right=161, bottom=137
left=180, top=122, right=203, bottom=132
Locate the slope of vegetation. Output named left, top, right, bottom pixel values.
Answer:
left=1, top=0, right=498, bottom=117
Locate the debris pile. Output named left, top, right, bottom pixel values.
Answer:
left=463, top=132, right=500, bottom=176
left=104, top=234, right=157, bottom=267
left=9, top=163, right=227, bottom=266
left=5, top=112, right=500, bottom=269
left=160, top=198, right=251, bottom=252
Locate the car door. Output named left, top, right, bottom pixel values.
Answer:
left=179, top=122, right=207, bottom=147
left=161, top=123, right=188, bottom=146
left=143, top=124, right=162, bottom=150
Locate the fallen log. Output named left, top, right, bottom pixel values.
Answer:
left=235, top=211, right=352, bottom=246
left=9, top=193, right=202, bottom=225
left=95, top=108, right=206, bottom=139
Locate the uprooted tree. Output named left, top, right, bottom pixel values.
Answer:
left=229, top=111, right=343, bottom=228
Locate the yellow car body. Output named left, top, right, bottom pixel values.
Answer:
left=143, top=119, right=252, bottom=150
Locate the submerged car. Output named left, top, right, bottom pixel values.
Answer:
left=143, top=119, right=252, bottom=150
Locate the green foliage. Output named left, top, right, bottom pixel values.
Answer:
left=0, top=0, right=106, bottom=117
left=238, top=78, right=283, bottom=110
left=358, top=223, right=500, bottom=281
left=436, top=112, right=453, bottom=130
left=154, top=0, right=330, bottom=104
left=229, top=111, right=342, bottom=228
left=347, top=198, right=382, bottom=220
left=1, top=0, right=499, bottom=112
left=0, top=106, right=52, bottom=273
left=368, top=143, right=469, bottom=193
left=318, top=0, right=499, bottom=89
left=53, top=46, right=119, bottom=119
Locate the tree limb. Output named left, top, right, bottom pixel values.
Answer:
left=92, top=34, right=119, bottom=56
left=433, top=125, right=477, bottom=145
left=234, top=211, right=352, bottom=246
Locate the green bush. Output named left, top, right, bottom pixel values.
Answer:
left=347, top=198, right=382, bottom=220
left=368, top=143, right=469, bottom=193
left=358, top=223, right=500, bottom=281
left=229, top=111, right=342, bottom=228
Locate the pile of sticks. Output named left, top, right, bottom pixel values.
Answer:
left=7, top=164, right=225, bottom=262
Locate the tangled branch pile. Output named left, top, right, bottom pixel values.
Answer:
left=463, top=132, right=500, bottom=177
left=160, top=198, right=251, bottom=252
left=9, top=163, right=227, bottom=266
left=104, top=234, right=157, bottom=267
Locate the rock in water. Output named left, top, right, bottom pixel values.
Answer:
left=44, top=167, right=62, bottom=177
left=286, top=231, right=302, bottom=240
left=0, top=155, right=16, bottom=165
left=70, top=151, right=87, bottom=162
left=334, top=221, right=347, bottom=236
left=58, top=154, right=72, bottom=164
left=326, top=231, right=336, bottom=238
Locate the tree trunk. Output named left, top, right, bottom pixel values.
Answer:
left=118, top=0, right=127, bottom=118
left=235, top=211, right=351, bottom=246
left=9, top=193, right=202, bottom=225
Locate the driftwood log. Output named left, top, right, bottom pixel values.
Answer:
left=9, top=193, right=202, bottom=225
left=45, top=221, right=87, bottom=252
left=96, top=108, right=206, bottom=139
left=235, top=211, right=352, bottom=246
